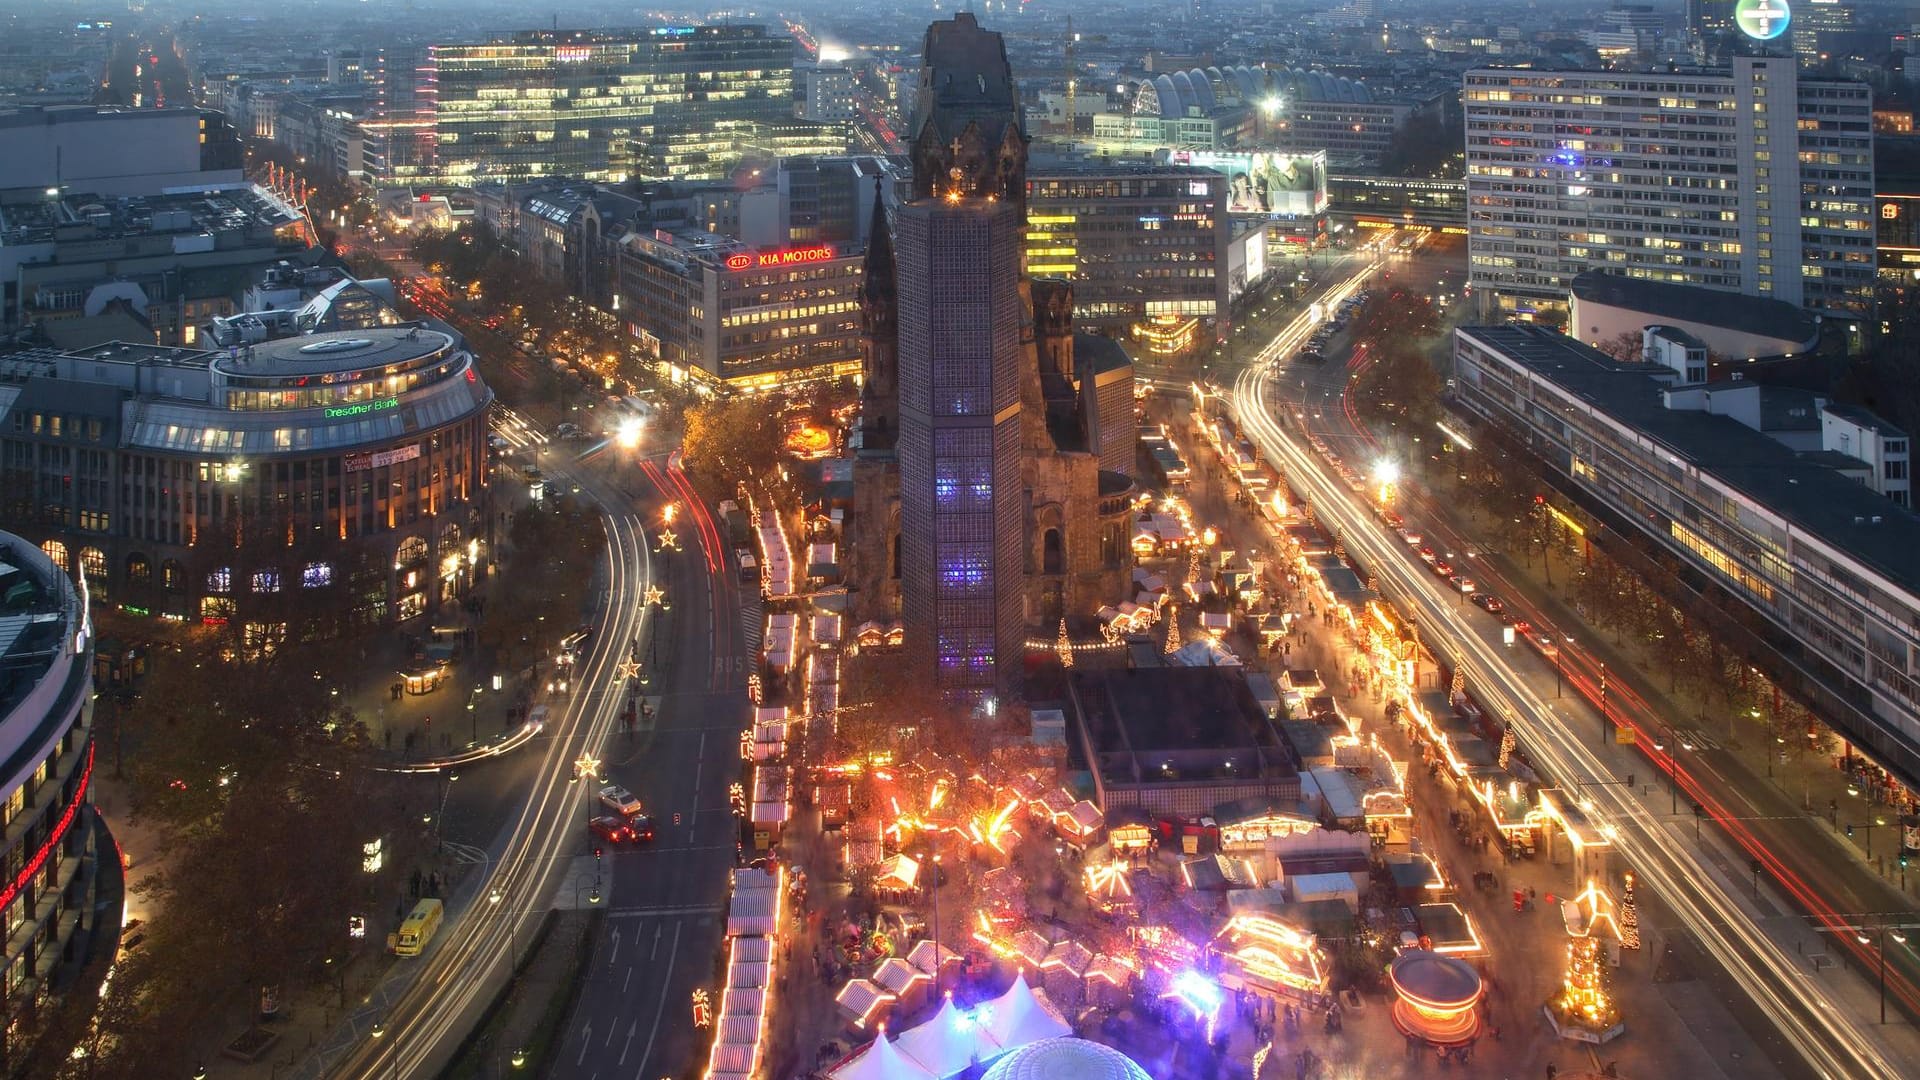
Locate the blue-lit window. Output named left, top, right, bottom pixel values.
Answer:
left=207, top=567, right=232, bottom=594
left=303, top=562, right=334, bottom=588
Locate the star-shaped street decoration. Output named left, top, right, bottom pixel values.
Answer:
left=645, top=585, right=667, bottom=608
left=615, top=658, right=642, bottom=683
left=656, top=529, right=681, bottom=552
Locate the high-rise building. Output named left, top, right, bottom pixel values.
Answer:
left=895, top=15, right=1032, bottom=703
left=0, top=529, right=98, bottom=1064
left=1464, top=57, right=1875, bottom=320
left=1685, top=0, right=1734, bottom=55
left=860, top=14, right=1139, bottom=705
left=1793, top=0, right=1855, bottom=66
left=379, top=27, right=795, bottom=183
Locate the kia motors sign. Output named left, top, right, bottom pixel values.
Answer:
left=725, top=244, right=837, bottom=271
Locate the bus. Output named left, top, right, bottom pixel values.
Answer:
left=394, top=898, right=443, bottom=957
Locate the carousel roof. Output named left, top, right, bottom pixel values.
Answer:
left=979, top=1038, right=1152, bottom=1080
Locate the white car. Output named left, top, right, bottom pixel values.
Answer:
left=598, top=784, right=644, bottom=818
left=1398, top=528, right=1423, bottom=546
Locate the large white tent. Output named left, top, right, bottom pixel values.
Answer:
left=980, top=972, right=1072, bottom=1050
left=828, top=1026, right=935, bottom=1080
left=892, top=995, right=1001, bottom=1079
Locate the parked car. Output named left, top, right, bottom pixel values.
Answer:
left=598, top=784, right=644, bottom=818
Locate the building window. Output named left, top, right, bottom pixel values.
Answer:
left=252, top=569, right=281, bottom=594
left=162, top=560, right=184, bottom=591
left=78, top=547, right=106, bottom=580
left=207, top=567, right=232, bottom=594
left=126, top=554, right=151, bottom=585
left=39, top=539, right=69, bottom=572
left=303, top=562, right=334, bottom=588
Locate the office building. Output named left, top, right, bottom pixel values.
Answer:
left=778, top=156, right=891, bottom=247
left=614, top=229, right=865, bottom=389
left=0, top=185, right=310, bottom=346
left=399, top=27, right=794, bottom=183
left=1464, top=58, right=1876, bottom=320
left=1328, top=174, right=1467, bottom=231
left=0, top=106, right=243, bottom=197
left=1453, top=324, right=1920, bottom=786
left=803, top=65, right=860, bottom=123
left=0, top=529, right=99, bottom=1061
left=1793, top=0, right=1854, bottom=65
left=855, top=14, right=1137, bottom=704
left=1025, top=162, right=1232, bottom=335
left=1685, top=0, right=1734, bottom=55
left=0, top=326, right=494, bottom=628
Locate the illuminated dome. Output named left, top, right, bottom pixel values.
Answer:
left=980, top=1038, right=1152, bottom=1080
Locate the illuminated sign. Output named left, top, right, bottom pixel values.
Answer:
left=1734, top=0, right=1790, bottom=40
left=325, top=397, right=399, bottom=420
left=725, top=244, right=838, bottom=272
left=345, top=443, right=422, bottom=472
left=555, top=46, right=595, bottom=63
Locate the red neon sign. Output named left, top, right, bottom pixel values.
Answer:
left=0, top=744, right=92, bottom=913
left=726, top=244, right=837, bottom=271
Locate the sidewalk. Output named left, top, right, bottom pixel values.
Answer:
left=1173, top=398, right=1788, bottom=1077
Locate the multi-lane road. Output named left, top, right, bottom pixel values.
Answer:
left=317, top=411, right=656, bottom=1078
left=1227, top=261, right=1915, bottom=1078
left=553, top=454, right=753, bottom=1080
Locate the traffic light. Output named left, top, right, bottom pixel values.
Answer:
left=1901, top=852, right=1911, bottom=870
left=1845, top=825, right=1855, bottom=838
left=594, top=846, right=603, bottom=859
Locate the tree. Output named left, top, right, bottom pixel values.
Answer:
left=680, top=394, right=790, bottom=506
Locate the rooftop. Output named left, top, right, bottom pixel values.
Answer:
left=1460, top=324, right=1920, bottom=597
left=1069, top=667, right=1298, bottom=786
left=0, top=183, right=302, bottom=247
left=221, top=326, right=454, bottom=379
left=1570, top=270, right=1818, bottom=348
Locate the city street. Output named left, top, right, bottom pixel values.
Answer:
left=1226, top=269, right=1920, bottom=1078
left=304, top=424, right=655, bottom=1080
left=555, top=454, right=755, bottom=1080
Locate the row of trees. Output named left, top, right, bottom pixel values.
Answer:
left=1347, top=287, right=1445, bottom=432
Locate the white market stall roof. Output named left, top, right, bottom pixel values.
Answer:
left=725, top=884, right=781, bottom=937
left=873, top=956, right=931, bottom=996
left=877, top=853, right=921, bottom=891
left=835, top=979, right=896, bottom=1029
left=907, top=939, right=960, bottom=976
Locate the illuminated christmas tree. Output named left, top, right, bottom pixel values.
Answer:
left=1619, top=872, right=1641, bottom=951
left=1056, top=618, right=1074, bottom=668
left=1547, top=879, right=1624, bottom=1039
left=1164, top=605, right=1183, bottom=657
left=1498, top=725, right=1517, bottom=770
left=1451, top=657, right=1466, bottom=697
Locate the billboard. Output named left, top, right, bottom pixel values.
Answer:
left=1171, top=150, right=1328, bottom=218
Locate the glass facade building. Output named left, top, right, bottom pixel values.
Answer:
left=425, top=27, right=794, bottom=182
left=1025, top=165, right=1231, bottom=333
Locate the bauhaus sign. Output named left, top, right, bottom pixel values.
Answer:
left=724, top=244, right=837, bottom=272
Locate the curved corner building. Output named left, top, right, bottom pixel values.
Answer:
left=0, top=530, right=97, bottom=1049
left=0, top=326, right=494, bottom=627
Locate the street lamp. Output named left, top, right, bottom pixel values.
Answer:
left=434, top=772, right=459, bottom=854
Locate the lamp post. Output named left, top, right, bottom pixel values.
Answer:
left=434, top=772, right=459, bottom=854
left=572, top=752, right=602, bottom=829
left=1855, top=922, right=1913, bottom=1024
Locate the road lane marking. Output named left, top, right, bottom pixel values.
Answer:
left=651, top=922, right=663, bottom=960
left=636, top=922, right=683, bottom=1076
left=577, top=1022, right=592, bottom=1066
left=618, top=1018, right=639, bottom=1067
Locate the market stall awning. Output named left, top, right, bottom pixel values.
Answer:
left=829, top=1028, right=935, bottom=1080
left=980, top=971, right=1072, bottom=1051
